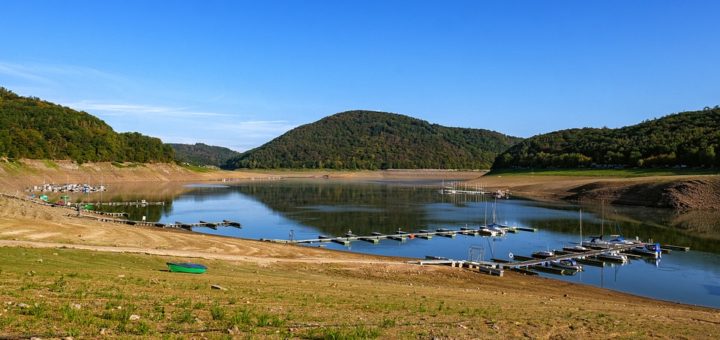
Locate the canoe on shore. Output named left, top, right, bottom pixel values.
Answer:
left=166, top=262, right=207, bottom=274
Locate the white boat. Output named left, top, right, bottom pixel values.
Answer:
left=550, top=259, right=583, bottom=271
left=608, top=235, right=639, bottom=245
left=485, top=223, right=507, bottom=236
left=596, top=252, right=628, bottom=264
left=563, top=245, right=589, bottom=252
left=630, top=243, right=662, bottom=258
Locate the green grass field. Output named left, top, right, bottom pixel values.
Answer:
left=0, top=247, right=489, bottom=339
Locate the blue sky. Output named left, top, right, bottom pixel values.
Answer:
left=1, top=1, right=719, bottom=151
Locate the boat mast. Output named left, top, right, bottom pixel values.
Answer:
left=579, top=208, right=583, bottom=244
left=601, top=200, right=605, bottom=238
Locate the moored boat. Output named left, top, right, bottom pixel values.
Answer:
left=630, top=243, right=662, bottom=258
left=532, top=250, right=555, bottom=259
left=563, top=245, right=589, bottom=253
left=596, top=252, right=628, bottom=264
left=550, top=259, right=583, bottom=271
left=166, top=262, right=207, bottom=274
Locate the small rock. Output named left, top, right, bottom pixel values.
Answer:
left=18, top=303, right=30, bottom=309
left=36, top=259, right=43, bottom=263
left=71, top=303, right=81, bottom=310
left=564, top=294, right=569, bottom=298
left=211, top=284, right=227, bottom=291
left=129, top=314, right=140, bottom=321
left=117, top=274, right=125, bottom=278
left=228, top=326, right=241, bottom=335
left=53, top=253, right=58, bottom=256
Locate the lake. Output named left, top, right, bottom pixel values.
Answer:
left=100, top=179, right=720, bottom=309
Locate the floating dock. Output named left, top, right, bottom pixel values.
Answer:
left=268, top=225, right=532, bottom=246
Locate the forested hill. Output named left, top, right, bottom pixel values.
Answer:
left=168, top=143, right=239, bottom=167
left=0, top=87, right=174, bottom=163
left=225, top=110, right=521, bottom=170
left=493, top=107, right=720, bottom=169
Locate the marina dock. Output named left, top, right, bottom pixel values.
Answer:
left=267, top=225, right=529, bottom=245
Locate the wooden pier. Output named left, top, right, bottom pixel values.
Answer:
left=499, top=243, right=643, bottom=270
left=70, top=213, right=242, bottom=231
left=91, top=201, right=166, bottom=206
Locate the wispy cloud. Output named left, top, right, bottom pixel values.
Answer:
left=0, top=62, right=52, bottom=83
left=65, top=100, right=232, bottom=118
left=0, top=61, right=126, bottom=85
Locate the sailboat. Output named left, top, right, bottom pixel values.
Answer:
left=582, top=201, right=612, bottom=248
left=564, top=208, right=589, bottom=252
left=484, top=198, right=507, bottom=235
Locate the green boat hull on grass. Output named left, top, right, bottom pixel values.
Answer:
left=166, top=262, right=207, bottom=274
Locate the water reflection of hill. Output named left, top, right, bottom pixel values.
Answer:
left=233, top=181, right=438, bottom=235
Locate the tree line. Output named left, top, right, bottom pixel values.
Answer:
left=493, top=107, right=720, bottom=169
left=0, top=87, right=174, bottom=163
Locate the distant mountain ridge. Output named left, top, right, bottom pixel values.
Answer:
left=225, top=110, right=521, bottom=170
left=0, top=87, right=173, bottom=163
left=168, top=143, right=240, bottom=167
left=493, top=107, right=720, bottom=169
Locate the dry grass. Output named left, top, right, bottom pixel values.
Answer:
left=1, top=246, right=718, bottom=339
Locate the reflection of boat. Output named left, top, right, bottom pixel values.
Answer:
left=596, top=252, right=628, bottom=264
left=532, top=250, right=555, bottom=259
left=550, top=259, right=583, bottom=271
left=167, top=262, right=207, bottom=274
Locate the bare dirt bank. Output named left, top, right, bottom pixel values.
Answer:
left=472, top=174, right=720, bottom=211
left=0, top=159, right=481, bottom=191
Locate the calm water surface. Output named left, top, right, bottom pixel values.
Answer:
left=103, top=180, right=720, bottom=309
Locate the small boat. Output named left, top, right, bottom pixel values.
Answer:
left=608, top=235, right=638, bottom=245
left=478, top=227, right=499, bottom=237
left=345, top=230, right=357, bottom=237
left=582, top=236, right=611, bottom=249
left=532, top=250, right=555, bottom=259
left=563, top=245, right=589, bottom=253
left=166, top=262, right=207, bottom=274
left=550, top=259, right=583, bottom=271
left=596, top=252, right=628, bottom=264
left=630, top=243, right=662, bottom=258
left=486, top=223, right=507, bottom=236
